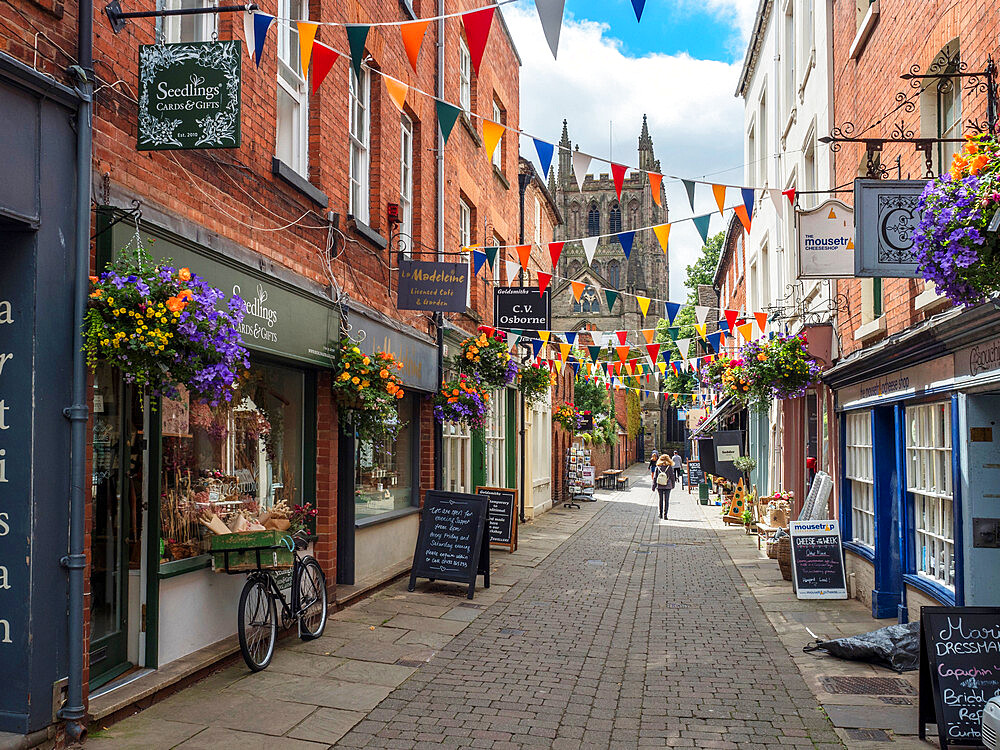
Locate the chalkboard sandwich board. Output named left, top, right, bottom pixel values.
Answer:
left=408, top=490, right=490, bottom=600
left=919, top=606, right=1000, bottom=749
left=789, top=521, right=847, bottom=600
left=477, top=486, right=518, bottom=553
left=687, top=460, right=703, bottom=488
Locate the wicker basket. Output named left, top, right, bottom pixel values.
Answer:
left=776, top=535, right=793, bottom=580
left=765, top=537, right=780, bottom=559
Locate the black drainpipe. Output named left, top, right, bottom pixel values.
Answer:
left=517, top=172, right=530, bottom=523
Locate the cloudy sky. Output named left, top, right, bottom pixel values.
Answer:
left=505, top=0, right=758, bottom=300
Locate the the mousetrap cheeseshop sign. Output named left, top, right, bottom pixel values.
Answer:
left=137, top=41, right=241, bottom=151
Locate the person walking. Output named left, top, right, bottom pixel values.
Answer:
left=648, top=451, right=659, bottom=487
left=653, top=454, right=675, bottom=520
left=671, top=450, right=683, bottom=482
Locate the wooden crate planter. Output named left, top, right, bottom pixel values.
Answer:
left=210, top=530, right=294, bottom=572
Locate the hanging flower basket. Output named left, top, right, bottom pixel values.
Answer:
left=912, top=133, right=1000, bottom=306
left=331, top=338, right=406, bottom=440
left=456, top=327, right=518, bottom=391
left=433, top=374, right=491, bottom=429
left=517, top=362, right=555, bottom=404
left=720, top=335, right=822, bottom=409
left=553, top=401, right=579, bottom=432
left=85, top=248, right=249, bottom=404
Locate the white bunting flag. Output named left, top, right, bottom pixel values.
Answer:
left=505, top=259, right=521, bottom=285
left=676, top=338, right=692, bottom=359
left=572, top=150, right=592, bottom=192
left=582, top=236, right=598, bottom=265
left=695, top=305, right=710, bottom=325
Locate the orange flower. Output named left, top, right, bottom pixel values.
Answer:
left=969, top=154, right=989, bottom=175
left=963, top=141, right=979, bottom=155
left=756, top=353, right=767, bottom=361
left=178, top=268, right=192, bottom=282
left=396, top=391, right=404, bottom=398
left=380, top=369, right=389, bottom=378
left=89, top=290, right=103, bottom=298
left=178, top=289, right=194, bottom=301
left=452, top=389, right=459, bottom=396
left=165, top=296, right=186, bottom=312
left=89, top=276, right=99, bottom=284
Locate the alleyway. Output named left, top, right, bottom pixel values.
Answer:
left=87, top=467, right=847, bottom=749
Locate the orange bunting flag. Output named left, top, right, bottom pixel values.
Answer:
left=310, top=42, right=339, bottom=94
left=515, top=244, right=532, bottom=269
left=737, top=322, right=754, bottom=342
left=297, top=22, right=318, bottom=77
left=734, top=204, right=752, bottom=233
left=754, top=311, right=768, bottom=332
left=482, top=119, right=505, bottom=162
left=652, top=223, right=670, bottom=254
left=400, top=19, right=429, bottom=72
left=648, top=172, right=663, bottom=207
left=615, top=346, right=630, bottom=363
left=571, top=280, right=585, bottom=302
left=641, top=329, right=655, bottom=345
left=712, top=184, right=727, bottom=214
left=637, top=296, right=651, bottom=318
left=384, top=77, right=408, bottom=111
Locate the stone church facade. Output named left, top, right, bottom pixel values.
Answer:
left=549, top=115, right=672, bottom=457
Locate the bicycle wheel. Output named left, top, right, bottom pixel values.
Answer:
left=294, top=556, right=327, bottom=640
left=238, top=576, right=277, bottom=671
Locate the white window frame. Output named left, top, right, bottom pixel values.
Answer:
left=442, top=421, right=472, bottom=494
left=162, top=0, right=216, bottom=43
left=533, top=197, right=542, bottom=245
left=460, top=199, right=472, bottom=307
left=491, top=100, right=503, bottom=171
left=399, top=113, right=414, bottom=256
left=485, top=393, right=507, bottom=487
left=906, top=401, right=954, bottom=589
left=349, top=66, right=371, bottom=223
left=459, top=38, right=472, bottom=111
left=757, top=89, right=768, bottom=188
left=845, top=411, right=875, bottom=548
left=747, top=122, right=757, bottom=189
left=275, top=0, right=309, bottom=177
left=782, top=0, right=795, bottom=120
left=531, top=395, right=552, bottom=485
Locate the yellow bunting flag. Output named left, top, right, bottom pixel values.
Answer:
left=637, top=296, right=651, bottom=318
left=657, top=361, right=667, bottom=375
left=559, top=343, right=571, bottom=361
left=648, top=172, right=663, bottom=207
left=554, top=359, right=563, bottom=374
left=482, top=120, right=505, bottom=162
left=712, top=184, right=727, bottom=214
left=737, top=322, right=754, bottom=342
left=297, top=22, right=318, bottom=77
left=571, top=280, right=585, bottom=302
left=641, top=329, right=655, bottom=345
left=694, top=323, right=707, bottom=339
left=384, top=77, right=408, bottom=112
left=652, top=223, right=670, bottom=254
left=539, top=330, right=550, bottom=345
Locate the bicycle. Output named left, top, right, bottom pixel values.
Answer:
left=220, top=530, right=328, bottom=671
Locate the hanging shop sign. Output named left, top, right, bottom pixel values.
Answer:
left=789, top=520, right=847, bottom=599
left=797, top=199, right=855, bottom=279
left=854, top=179, right=928, bottom=278
left=397, top=260, right=469, bottom=312
left=137, top=41, right=241, bottom=151
left=493, top=287, right=551, bottom=331
left=349, top=309, right=438, bottom=392
left=107, top=216, right=338, bottom=367
left=408, top=491, right=490, bottom=600
left=918, top=607, right=1000, bottom=748
left=477, top=486, right=517, bottom=553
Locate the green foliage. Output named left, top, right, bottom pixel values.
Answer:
left=625, top=391, right=641, bottom=439
left=574, top=376, right=608, bottom=415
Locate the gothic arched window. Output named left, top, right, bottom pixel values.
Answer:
left=587, top=204, right=600, bottom=236
left=568, top=260, right=582, bottom=279
left=573, top=286, right=601, bottom=314
left=609, top=202, right=622, bottom=234
left=607, top=260, right=620, bottom=289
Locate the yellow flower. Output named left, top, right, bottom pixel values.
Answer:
left=352, top=347, right=360, bottom=354
left=340, top=372, right=350, bottom=381
left=352, top=376, right=360, bottom=385
left=362, top=357, right=370, bottom=365
left=361, top=380, right=370, bottom=388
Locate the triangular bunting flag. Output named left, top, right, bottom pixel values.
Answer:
left=645, top=343, right=660, bottom=363
left=400, top=19, right=429, bottom=72
left=587, top=345, right=601, bottom=363
left=472, top=249, right=488, bottom=276
left=538, top=330, right=551, bottom=346
left=384, top=77, right=408, bottom=112
left=741, top=187, right=755, bottom=217
left=570, top=280, right=585, bottom=302
left=782, top=187, right=796, bottom=206
left=297, top=22, right=318, bottom=77
left=737, top=322, right=754, bottom=342
left=505, top=259, right=521, bottom=285
left=631, top=0, right=646, bottom=21
left=652, top=224, right=670, bottom=254
left=666, top=326, right=680, bottom=341
left=565, top=331, right=577, bottom=345
left=648, top=172, right=663, bottom=207
left=692, top=214, right=711, bottom=244
left=534, top=0, right=567, bottom=59
left=694, top=323, right=707, bottom=339
left=712, top=184, right=727, bottom=215
left=533, top=138, right=554, bottom=179
left=346, top=24, right=369, bottom=78
left=617, top=231, right=635, bottom=260
left=676, top=337, right=691, bottom=359
left=581, top=236, right=598, bottom=265
left=734, top=205, right=752, bottom=233
left=252, top=13, right=275, bottom=67
left=682, top=179, right=696, bottom=211
left=724, top=309, right=739, bottom=331
left=641, top=329, right=655, bottom=344
left=695, top=305, right=710, bottom=325
left=508, top=334, right=520, bottom=353
left=531, top=339, right=545, bottom=359
left=706, top=332, right=722, bottom=353
left=515, top=244, right=532, bottom=269
left=242, top=11, right=256, bottom=60
left=611, top=163, right=627, bottom=200
left=572, top=150, right=591, bottom=191
left=637, top=296, right=651, bottom=318
left=665, top=301, right=681, bottom=324
left=615, top=331, right=628, bottom=345
left=483, top=120, right=505, bottom=162
left=538, top=272, right=552, bottom=294
left=461, top=6, right=495, bottom=77
left=435, top=100, right=461, bottom=145
left=754, top=311, right=768, bottom=332
left=310, top=42, right=339, bottom=94
left=548, top=241, right=564, bottom=267
left=768, top=188, right=783, bottom=212
left=559, top=342, right=571, bottom=361
left=615, top=346, right=630, bottom=363
left=605, top=289, right=618, bottom=311
left=484, top=246, right=498, bottom=271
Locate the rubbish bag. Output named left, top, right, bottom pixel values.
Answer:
left=803, top=621, right=920, bottom=673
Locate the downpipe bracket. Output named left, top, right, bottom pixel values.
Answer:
left=63, top=404, right=88, bottom=422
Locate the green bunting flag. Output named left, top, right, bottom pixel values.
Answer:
left=346, top=24, right=370, bottom=78
left=436, top=100, right=461, bottom=145
left=692, top=214, right=712, bottom=244
left=587, top=345, right=602, bottom=363
left=605, top=289, right=618, bottom=311
left=484, top=245, right=498, bottom=271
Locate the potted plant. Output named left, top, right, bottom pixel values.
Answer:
left=517, top=361, right=554, bottom=404
left=553, top=402, right=578, bottom=432
left=331, top=338, right=406, bottom=440
left=433, top=374, right=491, bottom=429
left=912, top=133, right=1000, bottom=306
left=457, top=327, right=518, bottom=391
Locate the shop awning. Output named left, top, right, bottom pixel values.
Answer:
left=689, top=396, right=739, bottom=439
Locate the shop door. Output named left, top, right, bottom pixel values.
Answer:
left=89, top=369, right=145, bottom=687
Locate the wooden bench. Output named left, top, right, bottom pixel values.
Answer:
left=614, top=475, right=630, bottom=491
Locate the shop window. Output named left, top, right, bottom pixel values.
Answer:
left=460, top=197, right=473, bottom=306
left=845, top=411, right=875, bottom=548
left=458, top=37, right=472, bottom=111
left=276, top=0, right=309, bottom=177
left=354, top=395, right=417, bottom=519
left=906, top=401, right=955, bottom=589
left=531, top=396, right=551, bottom=484
left=442, top=420, right=472, bottom=493
left=161, top=0, right=216, bottom=43
left=159, top=362, right=305, bottom=567
left=484, top=393, right=507, bottom=487
left=349, top=66, right=371, bottom=223
left=399, top=112, right=414, bottom=254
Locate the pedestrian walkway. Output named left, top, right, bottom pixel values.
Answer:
left=85, top=467, right=850, bottom=749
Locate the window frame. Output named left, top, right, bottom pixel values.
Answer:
left=587, top=203, right=600, bottom=236
left=460, top=198, right=472, bottom=307
left=608, top=201, right=622, bottom=234
left=349, top=66, right=371, bottom=223
left=399, top=112, right=414, bottom=255
left=161, top=0, right=217, bottom=44
left=533, top=197, right=542, bottom=244
left=484, top=392, right=507, bottom=487
left=459, top=38, right=472, bottom=111
left=845, top=411, right=875, bottom=549
left=491, top=99, right=504, bottom=171
left=275, top=0, right=309, bottom=177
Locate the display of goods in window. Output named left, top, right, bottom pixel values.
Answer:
left=85, top=246, right=249, bottom=404
left=913, top=133, right=1000, bottom=306
left=456, top=327, right=518, bottom=391
left=434, top=374, right=491, bottom=429
left=517, top=361, right=555, bottom=404
left=332, top=337, right=406, bottom=440
left=553, top=401, right=579, bottom=432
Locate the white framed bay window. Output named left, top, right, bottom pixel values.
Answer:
left=906, top=401, right=955, bottom=589
left=442, top=421, right=472, bottom=493
left=484, top=392, right=507, bottom=487
left=845, top=411, right=875, bottom=549
left=399, top=113, right=413, bottom=252
left=276, top=0, right=308, bottom=176
left=349, top=66, right=371, bottom=223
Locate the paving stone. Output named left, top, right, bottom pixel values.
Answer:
left=173, top=726, right=326, bottom=749
left=85, top=718, right=205, bottom=750
left=325, top=659, right=417, bottom=687
left=285, top=707, right=365, bottom=744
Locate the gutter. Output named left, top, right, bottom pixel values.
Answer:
left=433, top=0, right=445, bottom=491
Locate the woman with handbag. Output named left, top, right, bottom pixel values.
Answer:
left=653, top=454, right=676, bottom=520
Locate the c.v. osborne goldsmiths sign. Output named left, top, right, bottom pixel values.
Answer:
left=137, top=41, right=242, bottom=151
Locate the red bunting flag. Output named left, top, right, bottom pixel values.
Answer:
left=548, top=241, right=564, bottom=267
left=724, top=309, right=739, bottom=331
left=645, top=343, right=660, bottom=363
left=615, top=330, right=627, bottom=345
left=310, top=42, right=339, bottom=94
left=782, top=187, right=796, bottom=206
left=537, top=272, right=552, bottom=294
left=611, top=163, right=627, bottom=201
left=461, top=6, right=495, bottom=77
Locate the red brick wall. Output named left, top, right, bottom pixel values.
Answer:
left=830, top=1, right=999, bottom=356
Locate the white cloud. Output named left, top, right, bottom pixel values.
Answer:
left=506, top=3, right=750, bottom=300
